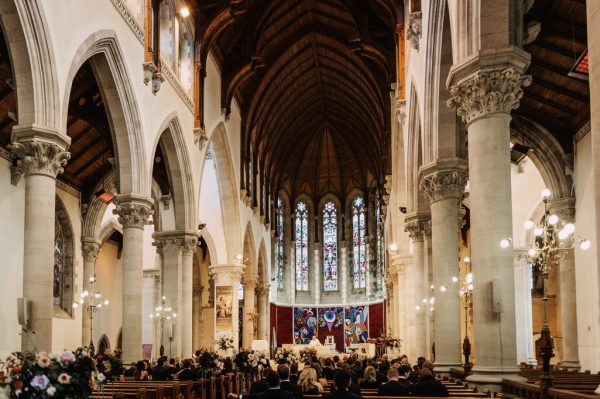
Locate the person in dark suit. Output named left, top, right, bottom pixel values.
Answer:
left=250, top=367, right=271, bottom=394
left=278, top=364, right=303, bottom=399
left=152, top=358, right=173, bottom=381
left=322, top=359, right=335, bottom=381
left=290, top=363, right=300, bottom=385
left=254, top=370, right=295, bottom=399
left=123, top=362, right=136, bottom=377
left=177, top=359, right=196, bottom=381
left=412, top=368, right=448, bottom=397
left=330, top=365, right=362, bottom=395
left=377, top=367, right=410, bottom=396
left=324, top=369, right=362, bottom=399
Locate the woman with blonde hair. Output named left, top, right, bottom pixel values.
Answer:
left=360, top=366, right=380, bottom=389
left=298, top=367, right=324, bottom=394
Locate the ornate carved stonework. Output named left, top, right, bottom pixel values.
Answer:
left=180, top=236, right=198, bottom=256
left=396, top=99, right=407, bottom=125
left=419, top=169, right=468, bottom=203
left=81, top=242, right=100, bottom=263
left=404, top=218, right=430, bottom=242
left=9, top=140, right=70, bottom=184
left=242, top=274, right=259, bottom=288
left=142, top=61, right=157, bottom=86
left=194, top=126, right=208, bottom=151
left=550, top=197, right=576, bottom=223
left=113, top=199, right=153, bottom=229
left=457, top=203, right=467, bottom=231
left=448, top=68, right=532, bottom=124
left=153, top=237, right=180, bottom=256
left=152, top=71, right=165, bottom=95
left=407, top=12, right=422, bottom=51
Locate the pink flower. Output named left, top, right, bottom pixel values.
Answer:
left=59, top=351, right=75, bottom=364
left=58, top=373, right=71, bottom=384
left=35, top=353, right=50, bottom=368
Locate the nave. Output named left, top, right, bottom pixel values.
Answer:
left=0, top=0, right=600, bottom=398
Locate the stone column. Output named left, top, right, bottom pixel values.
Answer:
left=385, top=280, right=393, bottom=334
left=551, top=199, right=580, bottom=369
left=256, top=283, right=270, bottom=340
left=9, top=128, right=70, bottom=352
left=419, top=159, right=467, bottom=372
left=405, top=214, right=431, bottom=357
left=448, top=47, right=531, bottom=384
left=424, top=225, right=434, bottom=360
left=180, top=234, right=198, bottom=358
left=210, top=264, right=245, bottom=350
left=113, top=195, right=153, bottom=363
left=81, top=239, right=101, bottom=347
left=192, top=283, right=204, bottom=351
left=242, top=274, right=258, bottom=349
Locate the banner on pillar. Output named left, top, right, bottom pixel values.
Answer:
left=344, top=305, right=369, bottom=346
left=216, top=286, right=233, bottom=330
left=293, top=307, right=318, bottom=344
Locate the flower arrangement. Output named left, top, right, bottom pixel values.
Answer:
left=299, top=347, right=317, bottom=363
left=215, top=337, right=235, bottom=352
left=0, top=348, right=96, bottom=399
left=93, top=350, right=123, bottom=391
left=376, top=336, right=402, bottom=350
left=274, top=349, right=297, bottom=365
left=233, top=351, right=261, bottom=375
left=196, top=349, right=225, bottom=377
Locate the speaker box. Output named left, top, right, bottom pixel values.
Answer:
left=17, top=297, right=29, bottom=326
left=492, top=277, right=503, bottom=313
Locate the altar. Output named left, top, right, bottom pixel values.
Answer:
left=283, top=343, right=337, bottom=357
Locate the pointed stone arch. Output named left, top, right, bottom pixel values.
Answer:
left=243, top=223, right=257, bottom=276
left=151, top=113, right=197, bottom=231
left=62, top=30, right=148, bottom=197
left=407, top=85, right=427, bottom=213
left=206, top=122, right=241, bottom=262
left=0, top=0, right=60, bottom=129
left=258, top=239, right=268, bottom=285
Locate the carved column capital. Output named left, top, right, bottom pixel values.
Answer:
left=81, top=240, right=101, bottom=263
left=407, top=11, right=422, bottom=51
left=9, top=129, right=71, bottom=184
left=419, top=160, right=468, bottom=203
left=242, top=274, right=259, bottom=288
left=447, top=47, right=532, bottom=124
left=113, top=195, right=153, bottom=229
left=550, top=197, right=576, bottom=223
left=180, top=235, right=199, bottom=256
left=404, top=213, right=431, bottom=242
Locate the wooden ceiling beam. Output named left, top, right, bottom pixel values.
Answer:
left=524, top=91, right=579, bottom=116
left=530, top=76, right=588, bottom=103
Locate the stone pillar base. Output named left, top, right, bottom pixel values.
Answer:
left=466, top=370, right=526, bottom=393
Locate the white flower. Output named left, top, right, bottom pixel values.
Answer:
left=96, top=373, right=106, bottom=383
left=46, top=387, right=56, bottom=397
left=0, top=386, right=11, bottom=399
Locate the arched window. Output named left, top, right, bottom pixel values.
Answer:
left=276, top=197, right=285, bottom=289
left=54, top=197, right=74, bottom=314
left=352, top=197, right=366, bottom=289
left=376, top=197, right=384, bottom=289
left=295, top=201, right=309, bottom=291
left=322, top=201, right=338, bottom=291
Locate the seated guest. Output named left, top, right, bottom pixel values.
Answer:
left=312, top=363, right=329, bottom=387
left=408, top=364, right=421, bottom=383
left=299, top=367, right=324, bottom=394
left=152, top=357, right=173, bottom=381
left=177, top=359, right=196, bottom=381
left=168, top=358, right=180, bottom=375
left=359, top=366, right=380, bottom=389
left=250, top=366, right=272, bottom=394
left=323, top=359, right=335, bottom=380
left=412, top=368, right=448, bottom=397
left=377, top=367, right=410, bottom=396
left=134, top=360, right=149, bottom=381
left=290, top=363, right=300, bottom=384
left=231, top=370, right=295, bottom=399
left=325, top=369, right=362, bottom=399
left=331, top=365, right=361, bottom=395
left=278, top=364, right=303, bottom=399
left=123, top=362, right=136, bottom=377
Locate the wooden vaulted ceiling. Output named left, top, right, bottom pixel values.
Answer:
left=518, top=0, right=589, bottom=152
left=195, top=0, right=400, bottom=201
left=0, top=27, right=16, bottom=148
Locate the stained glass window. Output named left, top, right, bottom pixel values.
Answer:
left=295, top=201, right=309, bottom=291
left=322, top=201, right=338, bottom=291
left=276, top=197, right=285, bottom=289
left=376, top=198, right=384, bottom=289
left=352, top=197, right=366, bottom=289
left=53, top=218, right=65, bottom=306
